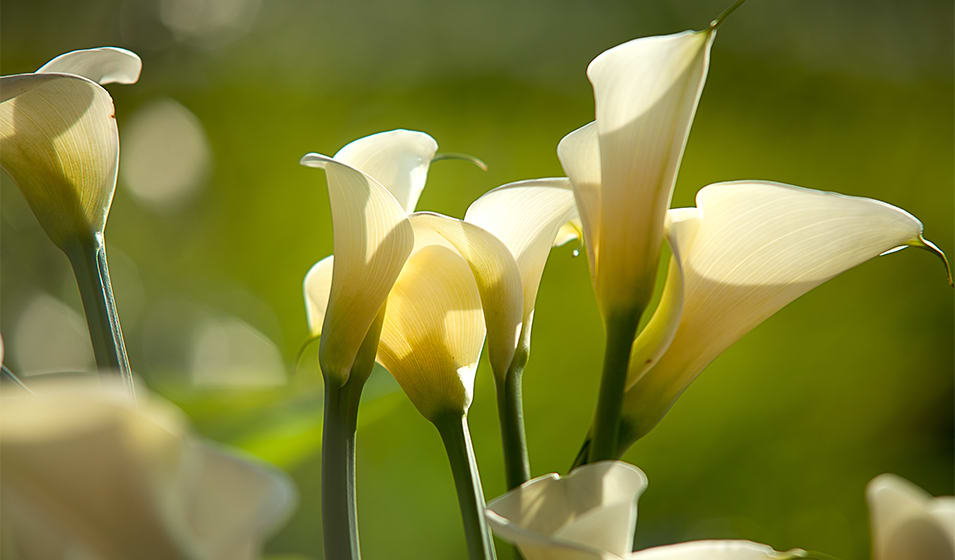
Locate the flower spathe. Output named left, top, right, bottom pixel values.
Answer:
left=0, top=47, right=141, bottom=249
left=558, top=29, right=715, bottom=321
left=486, top=461, right=804, bottom=560
left=867, top=474, right=955, bottom=560
left=0, top=379, right=296, bottom=560
left=300, top=130, right=431, bottom=383
left=612, top=181, right=948, bottom=452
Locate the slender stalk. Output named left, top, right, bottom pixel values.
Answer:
left=588, top=312, right=641, bottom=463
left=434, top=413, right=497, bottom=560
left=63, top=233, right=134, bottom=396
left=495, top=358, right=530, bottom=489
left=322, top=381, right=361, bottom=560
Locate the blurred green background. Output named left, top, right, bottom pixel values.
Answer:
left=2, top=0, right=952, bottom=558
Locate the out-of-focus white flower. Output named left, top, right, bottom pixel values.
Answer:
left=0, top=379, right=296, bottom=560
left=0, top=47, right=141, bottom=249
left=486, top=461, right=804, bottom=560
left=867, top=474, right=955, bottom=560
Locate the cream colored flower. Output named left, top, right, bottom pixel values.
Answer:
left=0, top=47, right=141, bottom=249
left=486, top=461, right=804, bottom=560
left=867, top=474, right=955, bottom=560
left=557, top=30, right=714, bottom=321
left=613, top=181, right=947, bottom=451
left=0, top=379, right=296, bottom=560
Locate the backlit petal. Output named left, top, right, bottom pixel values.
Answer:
left=303, top=255, right=334, bottom=336
left=557, top=121, right=600, bottom=274
left=628, top=541, right=805, bottom=560
left=619, top=181, right=937, bottom=450
left=37, top=47, right=142, bottom=85
left=587, top=30, right=714, bottom=317
left=333, top=129, right=438, bottom=213
left=410, top=212, right=524, bottom=381
left=300, top=153, right=414, bottom=382
left=376, top=244, right=486, bottom=420
left=867, top=474, right=955, bottom=560
left=465, top=178, right=578, bottom=349
left=486, top=461, right=647, bottom=560
left=0, top=73, right=118, bottom=247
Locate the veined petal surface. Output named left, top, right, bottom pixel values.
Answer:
left=410, top=212, right=524, bottom=381
left=619, top=181, right=934, bottom=449
left=587, top=30, right=714, bottom=317
left=486, top=461, right=647, bottom=560
left=867, top=474, right=955, bottom=560
left=628, top=541, right=805, bottom=560
left=376, top=244, right=486, bottom=420
left=37, top=47, right=142, bottom=85
left=300, top=153, right=414, bottom=382
left=333, top=129, right=438, bottom=213
left=465, top=178, right=578, bottom=349
left=0, top=73, right=118, bottom=247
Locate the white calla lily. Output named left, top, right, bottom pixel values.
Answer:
left=0, top=379, right=296, bottom=560
left=0, top=47, right=140, bottom=249
left=299, top=129, right=439, bottom=382
left=615, top=181, right=948, bottom=451
left=558, top=29, right=714, bottom=320
left=465, top=178, right=579, bottom=362
left=487, top=461, right=803, bottom=560
left=867, top=474, right=955, bottom=560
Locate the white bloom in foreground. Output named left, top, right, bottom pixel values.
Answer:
left=867, top=474, right=955, bottom=560
left=614, top=181, right=948, bottom=452
left=0, top=47, right=141, bottom=249
left=0, top=380, right=296, bottom=560
left=300, top=130, right=429, bottom=383
left=486, top=461, right=803, bottom=560
left=558, top=29, right=714, bottom=321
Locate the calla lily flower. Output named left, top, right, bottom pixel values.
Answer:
left=608, top=181, right=950, bottom=453
left=0, top=47, right=141, bottom=249
left=867, top=474, right=955, bottom=560
left=0, top=379, right=296, bottom=560
left=557, top=29, right=714, bottom=321
left=1, top=47, right=143, bottom=392
left=486, top=461, right=805, bottom=560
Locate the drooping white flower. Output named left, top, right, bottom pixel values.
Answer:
left=867, top=474, right=955, bottom=560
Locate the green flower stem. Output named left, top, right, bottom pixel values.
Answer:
left=588, top=312, right=642, bottom=463
left=63, top=233, right=134, bottom=396
left=321, top=380, right=362, bottom=560
left=495, top=354, right=530, bottom=489
left=434, top=413, right=498, bottom=560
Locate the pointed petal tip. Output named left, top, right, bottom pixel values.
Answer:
left=915, top=235, right=953, bottom=287
left=432, top=152, right=488, bottom=172
left=299, top=152, right=332, bottom=168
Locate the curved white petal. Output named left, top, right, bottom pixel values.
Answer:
left=628, top=540, right=805, bottom=560
left=300, top=153, right=415, bottom=382
left=0, top=73, right=118, bottom=247
left=376, top=244, right=486, bottom=420
left=619, top=181, right=935, bottom=450
left=182, top=442, right=297, bottom=560
left=37, top=47, right=142, bottom=85
left=557, top=122, right=600, bottom=274
left=587, top=30, right=714, bottom=317
left=410, top=212, right=524, bottom=381
left=303, top=255, right=334, bottom=336
left=867, top=474, right=955, bottom=560
left=333, top=129, right=438, bottom=213
left=465, top=178, right=579, bottom=349
left=0, top=380, right=295, bottom=559
left=486, top=461, right=647, bottom=560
